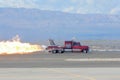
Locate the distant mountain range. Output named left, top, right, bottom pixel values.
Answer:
left=0, top=8, right=120, bottom=42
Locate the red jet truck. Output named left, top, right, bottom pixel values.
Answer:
left=46, top=39, right=89, bottom=53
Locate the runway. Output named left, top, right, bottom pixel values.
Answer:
left=0, top=68, right=120, bottom=80
left=0, top=51, right=120, bottom=68
left=0, top=51, right=120, bottom=80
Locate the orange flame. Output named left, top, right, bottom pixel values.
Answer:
left=0, top=35, right=43, bottom=54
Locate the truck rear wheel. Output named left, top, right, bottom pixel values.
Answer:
left=58, top=50, right=64, bottom=54
left=52, top=50, right=57, bottom=54
left=83, top=50, right=88, bottom=53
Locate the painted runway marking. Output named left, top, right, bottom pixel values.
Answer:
left=65, top=58, right=120, bottom=61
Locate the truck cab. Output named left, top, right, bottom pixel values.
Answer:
left=64, top=41, right=89, bottom=53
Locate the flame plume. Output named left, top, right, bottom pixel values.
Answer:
left=0, top=35, right=43, bottom=54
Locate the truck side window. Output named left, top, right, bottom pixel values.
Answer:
left=66, top=44, right=71, bottom=49
left=73, top=42, right=80, bottom=46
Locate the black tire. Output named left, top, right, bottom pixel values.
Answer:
left=61, top=51, right=64, bottom=53
left=86, top=49, right=89, bottom=53
left=83, top=50, right=88, bottom=53
left=52, top=50, right=57, bottom=54
left=58, top=50, right=64, bottom=53
left=58, top=50, right=62, bottom=53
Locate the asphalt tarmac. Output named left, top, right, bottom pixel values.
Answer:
left=0, top=51, right=120, bottom=80
left=0, top=68, right=120, bottom=80
left=0, top=51, right=120, bottom=68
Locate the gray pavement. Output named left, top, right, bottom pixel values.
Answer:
left=0, top=68, right=120, bottom=80
left=0, top=51, right=120, bottom=67
left=0, top=51, right=120, bottom=80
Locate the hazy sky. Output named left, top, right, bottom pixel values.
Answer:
left=0, top=0, right=119, bottom=14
